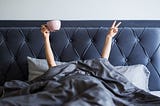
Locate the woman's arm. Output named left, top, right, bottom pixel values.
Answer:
left=41, top=25, right=57, bottom=68
left=101, top=21, right=121, bottom=59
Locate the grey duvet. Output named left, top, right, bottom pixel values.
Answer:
left=0, top=58, right=160, bottom=106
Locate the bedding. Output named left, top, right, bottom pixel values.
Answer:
left=0, top=58, right=160, bottom=106
left=149, top=91, right=160, bottom=97
left=27, top=56, right=150, bottom=91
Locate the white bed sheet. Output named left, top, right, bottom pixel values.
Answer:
left=149, top=91, right=160, bottom=97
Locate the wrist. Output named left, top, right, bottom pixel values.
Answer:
left=44, top=37, right=50, bottom=42
left=106, top=35, right=113, bottom=39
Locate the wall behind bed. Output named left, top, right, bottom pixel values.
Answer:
left=0, top=0, right=160, bottom=20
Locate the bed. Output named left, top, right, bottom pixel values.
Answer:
left=0, top=20, right=160, bottom=105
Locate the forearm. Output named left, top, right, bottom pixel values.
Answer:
left=101, top=36, right=113, bottom=60
left=44, top=38, right=56, bottom=68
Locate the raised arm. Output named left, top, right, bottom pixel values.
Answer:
left=101, top=21, right=121, bottom=60
left=41, top=25, right=57, bottom=68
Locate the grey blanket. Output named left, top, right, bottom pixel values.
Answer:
left=0, top=58, right=160, bottom=106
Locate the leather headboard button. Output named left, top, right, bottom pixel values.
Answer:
left=91, top=38, right=95, bottom=43
left=113, top=39, right=117, bottom=43
left=69, top=39, right=72, bottom=42
left=25, top=38, right=29, bottom=42
left=112, top=39, right=116, bottom=45
left=148, top=58, right=151, bottom=62
left=125, top=58, right=128, bottom=62
left=137, top=38, right=140, bottom=42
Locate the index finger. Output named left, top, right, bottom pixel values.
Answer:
left=41, top=24, right=47, bottom=28
left=115, top=22, right=122, bottom=28
left=111, top=20, right=116, bottom=28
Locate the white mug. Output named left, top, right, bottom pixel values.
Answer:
left=46, top=20, right=61, bottom=32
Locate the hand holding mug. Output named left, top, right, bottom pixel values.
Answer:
left=46, top=20, right=61, bottom=32
left=41, top=20, right=61, bottom=39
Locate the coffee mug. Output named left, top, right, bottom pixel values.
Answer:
left=46, top=20, right=61, bottom=32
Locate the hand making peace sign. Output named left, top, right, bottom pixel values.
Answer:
left=107, top=20, right=121, bottom=38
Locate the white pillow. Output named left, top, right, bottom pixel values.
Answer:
left=115, top=65, right=150, bottom=91
left=27, top=57, right=49, bottom=81
left=27, top=56, right=66, bottom=81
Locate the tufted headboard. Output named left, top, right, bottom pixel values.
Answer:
left=0, top=20, right=160, bottom=91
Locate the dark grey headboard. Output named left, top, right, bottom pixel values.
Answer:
left=0, top=20, right=160, bottom=91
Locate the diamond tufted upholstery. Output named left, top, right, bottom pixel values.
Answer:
left=0, top=21, right=160, bottom=91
